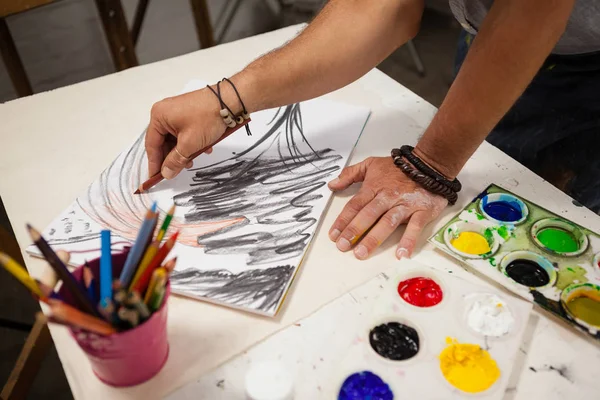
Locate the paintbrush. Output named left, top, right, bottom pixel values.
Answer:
left=134, top=119, right=250, bottom=194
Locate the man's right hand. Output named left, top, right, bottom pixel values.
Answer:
left=145, top=88, right=226, bottom=180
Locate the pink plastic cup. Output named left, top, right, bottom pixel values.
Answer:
left=58, top=250, right=170, bottom=387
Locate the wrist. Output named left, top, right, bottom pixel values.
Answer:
left=413, top=145, right=460, bottom=180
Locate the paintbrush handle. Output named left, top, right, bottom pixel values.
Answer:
left=136, top=119, right=251, bottom=193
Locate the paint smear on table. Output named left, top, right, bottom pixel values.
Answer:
left=566, top=295, right=600, bottom=327
left=397, top=277, right=443, bottom=307
left=439, top=338, right=500, bottom=393
left=483, top=201, right=522, bottom=222
left=451, top=232, right=491, bottom=255
left=467, top=294, right=514, bottom=337
left=338, top=371, right=394, bottom=400
left=537, top=228, right=579, bottom=253
left=556, top=266, right=588, bottom=290
left=505, top=259, right=549, bottom=287
left=369, top=322, right=419, bottom=361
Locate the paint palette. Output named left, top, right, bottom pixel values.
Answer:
left=328, top=259, right=532, bottom=400
left=429, top=184, right=600, bottom=340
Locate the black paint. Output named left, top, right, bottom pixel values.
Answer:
left=369, top=322, right=419, bottom=361
left=505, top=259, right=550, bottom=287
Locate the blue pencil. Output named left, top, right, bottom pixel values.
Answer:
left=119, top=203, right=158, bottom=287
left=100, top=230, right=113, bottom=302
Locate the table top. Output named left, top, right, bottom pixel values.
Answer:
left=2, top=24, right=599, bottom=399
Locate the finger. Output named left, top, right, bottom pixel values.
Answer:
left=161, top=133, right=197, bottom=179
left=56, top=250, right=70, bottom=264
left=353, top=207, right=408, bottom=260
left=146, top=106, right=169, bottom=177
left=328, top=158, right=370, bottom=191
left=329, top=189, right=375, bottom=242
left=335, top=192, right=392, bottom=253
left=396, top=210, right=433, bottom=259
left=186, top=161, right=193, bottom=169
left=205, top=146, right=213, bottom=154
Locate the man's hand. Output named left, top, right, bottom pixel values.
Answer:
left=146, top=88, right=224, bottom=179
left=328, top=157, right=447, bottom=260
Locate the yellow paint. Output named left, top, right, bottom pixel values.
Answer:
left=451, top=231, right=491, bottom=255
left=439, top=338, right=500, bottom=393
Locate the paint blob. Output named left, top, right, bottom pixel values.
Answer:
left=566, top=295, right=600, bottom=327
left=451, top=231, right=491, bottom=255
left=483, top=201, right=522, bottom=222
left=439, top=338, right=500, bottom=393
left=505, top=259, right=550, bottom=287
left=369, top=322, right=419, bottom=361
left=397, top=277, right=443, bottom=307
left=537, top=227, right=579, bottom=253
left=338, top=371, right=394, bottom=400
left=466, top=295, right=514, bottom=337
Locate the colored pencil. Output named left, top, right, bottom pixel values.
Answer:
left=119, top=206, right=158, bottom=286
left=35, top=279, right=61, bottom=299
left=83, top=265, right=96, bottom=304
left=100, top=230, right=113, bottom=303
left=163, top=257, right=177, bottom=275
left=127, top=291, right=150, bottom=320
left=48, top=299, right=116, bottom=335
left=143, top=268, right=166, bottom=304
left=134, top=120, right=250, bottom=194
left=117, top=307, right=140, bottom=328
left=147, top=273, right=168, bottom=312
left=0, top=252, right=44, bottom=298
left=131, top=231, right=179, bottom=293
left=129, top=240, right=159, bottom=290
left=27, top=225, right=99, bottom=317
left=156, top=204, right=176, bottom=242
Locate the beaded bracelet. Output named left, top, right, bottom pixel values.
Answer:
left=392, top=154, right=458, bottom=205
left=206, top=78, right=252, bottom=136
left=393, top=146, right=461, bottom=192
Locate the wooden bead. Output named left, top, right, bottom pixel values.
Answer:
left=226, top=119, right=236, bottom=128
left=242, top=112, right=250, bottom=120
left=220, top=109, right=229, bottom=118
left=236, top=115, right=244, bottom=124
left=223, top=115, right=233, bottom=124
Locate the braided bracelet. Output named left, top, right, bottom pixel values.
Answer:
left=206, top=78, right=252, bottom=136
left=392, top=146, right=461, bottom=192
left=392, top=154, right=458, bottom=205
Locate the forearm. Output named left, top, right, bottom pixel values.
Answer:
left=228, top=0, right=423, bottom=113
left=414, top=0, right=575, bottom=179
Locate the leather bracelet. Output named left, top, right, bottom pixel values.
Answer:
left=392, top=146, right=461, bottom=192
left=392, top=154, right=458, bottom=205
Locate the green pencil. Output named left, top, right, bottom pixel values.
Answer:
left=156, top=204, right=176, bottom=242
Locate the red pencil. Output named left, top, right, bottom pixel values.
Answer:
left=131, top=231, right=179, bottom=293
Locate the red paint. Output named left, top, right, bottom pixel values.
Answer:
left=397, top=277, right=443, bottom=307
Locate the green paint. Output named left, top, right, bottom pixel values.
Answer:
left=483, top=228, right=494, bottom=245
left=475, top=213, right=485, bottom=221
left=556, top=266, right=588, bottom=290
left=537, top=228, right=579, bottom=253
left=496, top=225, right=509, bottom=240
left=488, top=257, right=496, bottom=267
left=566, top=296, right=600, bottom=326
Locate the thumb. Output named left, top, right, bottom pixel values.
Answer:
left=328, top=158, right=369, bottom=191
left=161, top=134, right=198, bottom=179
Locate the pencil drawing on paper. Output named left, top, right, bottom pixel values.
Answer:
left=27, top=94, right=369, bottom=316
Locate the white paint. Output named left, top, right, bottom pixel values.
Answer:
left=245, top=361, right=293, bottom=400
left=467, top=294, right=515, bottom=337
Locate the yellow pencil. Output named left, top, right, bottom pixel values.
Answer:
left=129, top=240, right=159, bottom=291
left=0, top=252, right=44, bottom=298
left=144, top=268, right=166, bottom=304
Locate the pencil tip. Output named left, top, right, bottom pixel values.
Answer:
left=151, top=201, right=157, bottom=212
left=26, top=223, right=33, bottom=230
left=133, top=189, right=141, bottom=195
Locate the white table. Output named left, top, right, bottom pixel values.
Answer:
left=2, top=25, right=599, bottom=399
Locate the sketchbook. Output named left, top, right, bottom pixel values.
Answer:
left=27, top=80, right=371, bottom=316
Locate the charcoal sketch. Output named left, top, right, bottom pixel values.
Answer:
left=27, top=91, right=369, bottom=316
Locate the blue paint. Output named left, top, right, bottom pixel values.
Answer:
left=483, top=201, right=522, bottom=222
left=338, top=371, right=393, bottom=400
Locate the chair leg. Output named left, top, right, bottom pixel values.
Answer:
left=94, top=0, right=138, bottom=71
left=0, top=18, right=33, bottom=97
left=190, top=0, right=215, bottom=48
left=131, top=0, right=150, bottom=46
left=406, top=39, right=425, bottom=77
left=1, top=314, right=52, bottom=400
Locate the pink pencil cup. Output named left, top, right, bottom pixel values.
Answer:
left=58, top=250, right=170, bottom=387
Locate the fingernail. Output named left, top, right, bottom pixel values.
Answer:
left=329, top=178, right=340, bottom=186
left=354, top=245, right=368, bottom=260
left=337, top=238, right=351, bottom=252
left=396, top=247, right=408, bottom=260
left=162, top=166, right=176, bottom=179
left=329, top=229, right=341, bottom=241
